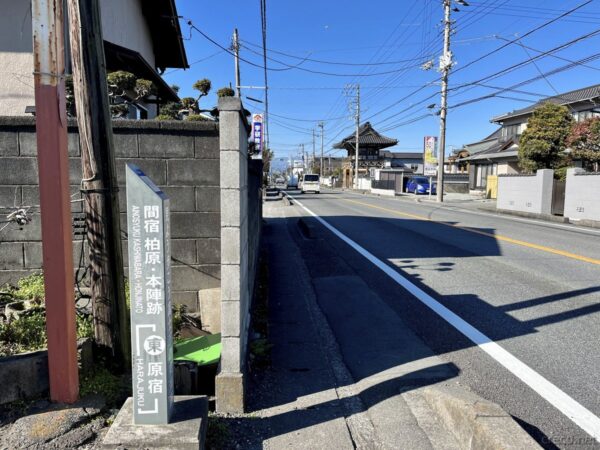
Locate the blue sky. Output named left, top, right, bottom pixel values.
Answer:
left=165, top=1, right=600, bottom=170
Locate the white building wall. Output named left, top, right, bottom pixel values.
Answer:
left=497, top=169, right=554, bottom=215
left=564, top=168, right=600, bottom=223
left=0, top=0, right=155, bottom=116
left=100, top=0, right=155, bottom=68
left=0, top=0, right=35, bottom=115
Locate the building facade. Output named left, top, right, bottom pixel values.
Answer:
left=459, top=84, right=600, bottom=191
left=0, top=0, right=187, bottom=117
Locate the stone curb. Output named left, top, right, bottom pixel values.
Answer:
left=422, top=384, right=542, bottom=449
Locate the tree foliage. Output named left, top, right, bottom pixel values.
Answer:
left=262, top=147, right=273, bottom=176
left=217, top=87, right=235, bottom=98
left=566, top=117, right=600, bottom=171
left=518, top=103, right=573, bottom=173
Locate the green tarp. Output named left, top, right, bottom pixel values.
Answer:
left=173, top=333, right=221, bottom=366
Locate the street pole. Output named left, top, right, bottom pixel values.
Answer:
left=437, top=0, right=452, bottom=203
left=68, top=0, right=130, bottom=367
left=233, top=28, right=241, bottom=97
left=354, top=84, right=360, bottom=190
left=312, top=128, right=316, bottom=173
left=319, top=122, right=324, bottom=178
left=32, top=0, right=79, bottom=404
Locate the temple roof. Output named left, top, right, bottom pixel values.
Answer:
left=333, top=122, right=398, bottom=150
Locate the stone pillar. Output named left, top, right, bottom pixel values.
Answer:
left=216, top=97, right=250, bottom=413
left=537, top=169, right=554, bottom=215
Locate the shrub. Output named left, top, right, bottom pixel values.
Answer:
left=12, top=273, right=45, bottom=302
left=80, top=367, right=124, bottom=405
left=155, top=114, right=177, bottom=121
left=186, top=114, right=209, bottom=122
left=217, top=87, right=235, bottom=98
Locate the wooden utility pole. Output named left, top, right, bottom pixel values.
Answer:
left=437, top=0, right=452, bottom=202
left=67, top=0, right=130, bottom=367
left=32, top=0, right=79, bottom=404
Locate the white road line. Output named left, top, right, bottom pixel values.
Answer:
left=288, top=192, right=600, bottom=442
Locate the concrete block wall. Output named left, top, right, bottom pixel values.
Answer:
left=565, top=168, right=600, bottom=223
left=497, top=169, right=554, bottom=215
left=216, top=97, right=258, bottom=414
left=0, top=117, right=220, bottom=313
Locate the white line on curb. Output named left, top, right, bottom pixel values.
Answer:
left=287, top=192, right=600, bottom=442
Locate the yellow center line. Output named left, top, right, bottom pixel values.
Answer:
left=343, top=198, right=600, bottom=266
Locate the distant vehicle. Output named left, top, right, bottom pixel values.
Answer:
left=287, top=175, right=299, bottom=189
left=275, top=177, right=286, bottom=187
left=300, top=174, right=320, bottom=194
left=406, top=176, right=436, bottom=195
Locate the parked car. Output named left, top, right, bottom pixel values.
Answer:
left=406, top=176, right=436, bottom=195
left=300, top=174, right=320, bottom=194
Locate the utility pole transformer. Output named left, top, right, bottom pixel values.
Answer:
left=68, top=0, right=130, bottom=367
left=354, top=85, right=361, bottom=190
left=437, top=0, right=453, bottom=202
left=233, top=28, right=241, bottom=97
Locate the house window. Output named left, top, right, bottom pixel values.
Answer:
left=502, top=124, right=520, bottom=138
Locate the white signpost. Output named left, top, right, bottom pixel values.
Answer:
left=126, top=164, right=173, bottom=425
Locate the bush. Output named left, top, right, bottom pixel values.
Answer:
left=216, top=87, right=235, bottom=98
left=0, top=308, right=47, bottom=356
left=12, top=272, right=45, bottom=302
left=80, top=367, right=124, bottom=405
left=186, top=114, right=209, bottom=122
left=155, top=114, right=177, bottom=121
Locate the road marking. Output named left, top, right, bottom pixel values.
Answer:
left=343, top=197, right=600, bottom=266
left=287, top=193, right=600, bottom=442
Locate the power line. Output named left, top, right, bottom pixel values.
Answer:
left=240, top=38, right=436, bottom=66
left=454, top=0, right=594, bottom=75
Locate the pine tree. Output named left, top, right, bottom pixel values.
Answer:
left=518, top=103, right=573, bottom=172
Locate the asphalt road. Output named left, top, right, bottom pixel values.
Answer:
left=284, top=188, right=600, bottom=449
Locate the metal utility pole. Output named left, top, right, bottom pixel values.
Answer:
left=233, top=28, right=241, bottom=97
left=354, top=85, right=361, bottom=190
left=68, top=0, right=130, bottom=367
left=319, top=122, right=324, bottom=177
left=437, top=0, right=453, bottom=202
left=32, top=0, right=79, bottom=404
left=301, top=144, right=305, bottom=170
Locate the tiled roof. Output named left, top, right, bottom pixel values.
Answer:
left=333, top=122, right=398, bottom=149
left=459, top=139, right=517, bottom=162
left=380, top=151, right=422, bottom=160
left=492, top=84, right=600, bottom=122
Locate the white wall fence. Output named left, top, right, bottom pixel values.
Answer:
left=357, top=177, right=372, bottom=190
left=564, top=168, right=600, bottom=223
left=496, top=168, right=600, bottom=224
left=497, top=169, right=554, bottom=215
